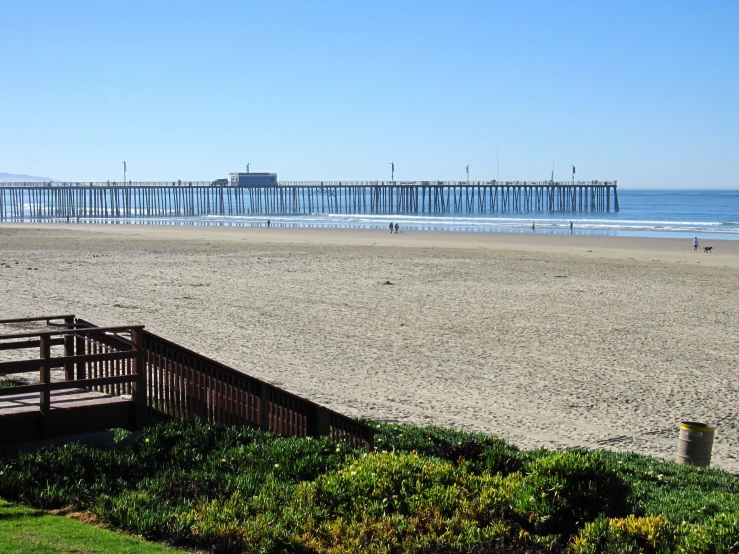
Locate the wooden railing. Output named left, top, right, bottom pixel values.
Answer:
left=0, top=316, right=374, bottom=450
left=0, top=315, right=147, bottom=425
left=138, top=328, right=374, bottom=450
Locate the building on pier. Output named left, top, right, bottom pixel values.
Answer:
left=229, top=172, right=278, bottom=187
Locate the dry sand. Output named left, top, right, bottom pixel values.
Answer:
left=1, top=223, right=738, bottom=471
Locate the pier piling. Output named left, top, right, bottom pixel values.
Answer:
left=0, top=180, right=618, bottom=221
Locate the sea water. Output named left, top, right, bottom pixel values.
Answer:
left=21, top=189, right=739, bottom=241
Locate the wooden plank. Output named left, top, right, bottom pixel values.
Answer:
left=0, top=349, right=137, bottom=374
left=47, top=374, right=137, bottom=391
left=0, top=383, right=47, bottom=396
left=84, top=330, right=134, bottom=352
left=0, top=325, right=144, bottom=341
left=0, top=338, right=64, bottom=351
left=0, top=315, right=75, bottom=325
left=39, top=336, right=51, bottom=415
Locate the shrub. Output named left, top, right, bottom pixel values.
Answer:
left=366, top=421, right=523, bottom=476
left=510, top=451, right=629, bottom=536
left=571, top=515, right=675, bottom=554
left=676, top=512, right=739, bottom=554
left=94, top=490, right=188, bottom=541
left=295, top=453, right=534, bottom=553
left=2, top=419, right=739, bottom=553
left=610, top=452, right=739, bottom=525
left=0, top=442, right=123, bottom=508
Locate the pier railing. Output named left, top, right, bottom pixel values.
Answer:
left=0, top=316, right=375, bottom=450
left=0, top=180, right=615, bottom=188
left=0, top=180, right=619, bottom=217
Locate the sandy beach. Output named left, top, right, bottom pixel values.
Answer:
left=1, top=223, right=738, bottom=472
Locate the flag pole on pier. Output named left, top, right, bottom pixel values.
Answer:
left=390, top=162, right=395, bottom=183
left=570, top=165, right=576, bottom=184
left=466, top=164, right=471, bottom=184
left=123, top=161, right=126, bottom=185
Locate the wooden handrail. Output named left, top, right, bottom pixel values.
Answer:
left=0, top=350, right=139, bottom=374
left=0, top=315, right=75, bottom=325
left=0, top=325, right=144, bottom=341
left=0, top=375, right=139, bottom=397
left=0, top=338, right=65, bottom=351
left=0, top=383, right=47, bottom=395
left=48, top=375, right=138, bottom=391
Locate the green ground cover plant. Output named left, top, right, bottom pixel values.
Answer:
left=0, top=419, right=737, bottom=553
left=0, top=379, right=24, bottom=389
left=0, top=499, right=183, bottom=554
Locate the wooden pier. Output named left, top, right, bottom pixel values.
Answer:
left=0, top=316, right=375, bottom=450
left=0, top=180, right=619, bottom=220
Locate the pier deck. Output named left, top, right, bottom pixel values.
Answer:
left=0, top=180, right=619, bottom=220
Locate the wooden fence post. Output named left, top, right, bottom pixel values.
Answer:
left=63, top=315, right=75, bottom=382
left=315, top=407, right=331, bottom=438
left=75, top=332, right=85, bottom=380
left=39, top=335, right=51, bottom=437
left=260, top=383, right=270, bottom=432
left=130, top=327, right=147, bottom=429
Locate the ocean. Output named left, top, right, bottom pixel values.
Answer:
left=10, top=188, right=739, bottom=240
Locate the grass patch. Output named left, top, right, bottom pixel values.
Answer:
left=0, top=499, right=183, bottom=553
left=0, top=419, right=738, bottom=553
left=0, top=379, right=24, bottom=389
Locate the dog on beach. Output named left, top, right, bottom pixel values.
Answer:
left=704, top=246, right=713, bottom=253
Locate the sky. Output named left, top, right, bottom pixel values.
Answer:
left=1, top=0, right=738, bottom=188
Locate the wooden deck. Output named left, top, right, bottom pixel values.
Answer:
left=0, top=315, right=376, bottom=450
left=0, top=388, right=128, bottom=413
left=0, top=388, right=135, bottom=444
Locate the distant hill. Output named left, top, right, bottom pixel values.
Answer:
left=0, top=172, right=55, bottom=182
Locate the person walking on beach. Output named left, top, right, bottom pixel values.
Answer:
left=531, top=222, right=536, bottom=232
left=569, top=221, right=573, bottom=234
left=267, top=219, right=271, bottom=228
left=389, top=222, right=394, bottom=234
left=394, top=222, right=399, bottom=234
left=693, top=236, right=699, bottom=253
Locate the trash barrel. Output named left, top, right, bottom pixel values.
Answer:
left=676, top=421, right=715, bottom=467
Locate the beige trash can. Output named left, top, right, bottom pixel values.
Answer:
left=676, top=421, right=715, bottom=467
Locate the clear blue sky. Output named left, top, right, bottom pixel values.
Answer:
left=2, top=0, right=737, bottom=187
